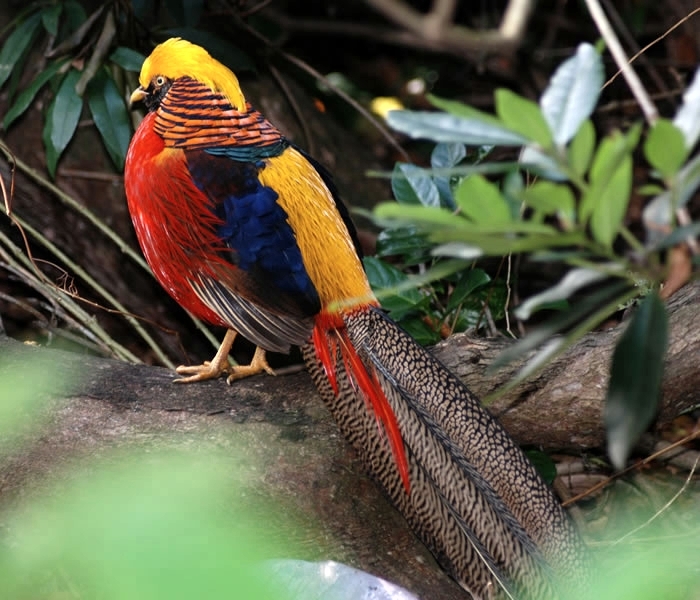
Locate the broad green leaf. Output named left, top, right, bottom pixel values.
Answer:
left=61, top=0, right=88, bottom=35
left=375, top=227, right=432, bottom=263
left=431, top=230, right=583, bottom=258
left=41, top=4, right=62, bottom=36
left=672, top=65, right=700, bottom=150
left=431, top=142, right=466, bottom=169
left=392, top=162, right=440, bottom=206
left=642, top=153, right=700, bottom=236
left=515, top=267, right=613, bottom=319
left=399, top=316, right=442, bottom=345
left=567, top=119, right=595, bottom=177
left=501, top=169, right=525, bottom=219
left=447, top=268, right=490, bottom=312
left=86, top=69, right=131, bottom=170
left=431, top=241, right=483, bottom=259
left=387, top=109, right=528, bottom=146
left=454, top=174, right=511, bottom=225
left=589, top=155, right=632, bottom=247
left=495, top=88, right=552, bottom=147
left=580, top=128, right=636, bottom=224
left=540, top=43, right=604, bottom=146
left=521, top=180, right=575, bottom=227
left=431, top=143, right=464, bottom=209
left=644, top=118, right=688, bottom=179
left=605, top=292, right=668, bottom=470
left=429, top=94, right=501, bottom=121
left=519, top=145, right=568, bottom=181
left=109, top=46, right=146, bottom=72
left=43, top=69, right=83, bottom=177
left=3, top=59, right=67, bottom=129
left=374, top=202, right=462, bottom=228
left=0, top=12, right=43, bottom=90
left=363, top=256, right=428, bottom=319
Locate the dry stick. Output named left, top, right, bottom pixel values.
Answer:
left=10, top=214, right=170, bottom=366
left=611, top=455, right=700, bottom=547
left=603, top=6, right=700, bottom=90
left=563, top=427, right=700, bottom=507
left=0, top=231, right=139, bottom=362
left=0, top=148, right=222, bottom=360
left=584, top=0, right=658, bottom=124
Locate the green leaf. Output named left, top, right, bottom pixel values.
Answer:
left=109, top=46, right=146, bottom=72
left=540, top=43, right=604, bottom=146
left=567, top=119, right=595, bottom=177
left=3, top=59, right=67, bottom=129
left=363, top=257, right=427, bottom=319
left=515, top=267, right=613, bottom=319
left=590, top=154, right=632, bottom=247
left=644, top=118, right=688, bottom=179
left=387, top=108, right=528, bottom=146
left=519, top=145, right=568, bottom=181
left=374, top=202, right=461, bottom=229
left=375, top=227, right=432, bottom=262
left=580, top=128, right=637, bottom=226
left=41, top=4, right=62, bottom=36
left=0, top=12, right=43, bottom=90
left=454, top=174, right=511, bottom=225
left=605, top=292, right=668, bottom=470
left=495, top=88, right=553, bottom=147
left=392, top=162, right=440, bottom=206
left=447, top=268, right=491, bottom=313
left=43, top=69, right=82, bottom=177
left=642, top=153, right=700, bottom=236
left=521, top=180, right=576, bottom=227
left=86, top=69, right=131, bottom=170
left=431, top=142, right=466, bottom=169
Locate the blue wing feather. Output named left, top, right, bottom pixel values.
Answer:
left=185, top=149, right=321, bottom=319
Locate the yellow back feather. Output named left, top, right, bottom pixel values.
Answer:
left=139, top=38, right=246, bottom=110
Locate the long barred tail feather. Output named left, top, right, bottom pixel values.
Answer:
left=304, top=306, right=589, bottom=598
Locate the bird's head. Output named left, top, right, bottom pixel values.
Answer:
left=130, top=38, right=246, bottom=112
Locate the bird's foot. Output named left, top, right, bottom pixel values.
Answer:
left=226, top=346, right=275, bottom=384
left=174, top=359, right=229, bottom=383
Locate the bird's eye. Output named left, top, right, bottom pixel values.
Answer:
left=154, top=75, right=167, bottom=87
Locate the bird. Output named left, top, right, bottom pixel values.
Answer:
left=124, top=38, right=588, bottom=598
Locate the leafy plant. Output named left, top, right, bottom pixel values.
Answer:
left=364, top=142, right=505, bottom=345
left=0, top=1, right=254, bottom=177
left=378, top=43, right=700, bottom=469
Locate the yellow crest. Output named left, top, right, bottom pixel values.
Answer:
left=139, top=38, right=246, bottom=110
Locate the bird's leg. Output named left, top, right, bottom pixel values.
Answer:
left=175, top=329, right=237, bottom=383
left=226, top=345, right=275, bottom=384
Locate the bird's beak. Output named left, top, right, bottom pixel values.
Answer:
left=129, top=87, right=148, bottom=108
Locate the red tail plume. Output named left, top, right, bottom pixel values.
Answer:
left=313, top=314, right=410, bottom=494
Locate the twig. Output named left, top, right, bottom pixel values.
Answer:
left=603, top=6, right=700, bottom=90
left=584, top=0, right=658, bottom=124
left=563, top=427, right=700, bottom=506
left=0, top=148, right=222, bottom=359
left=611, top=454, right=699, bottom=546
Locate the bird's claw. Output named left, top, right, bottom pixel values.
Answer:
left=174, top=360, right=229, bottom=383
left=226, top=347, right=275, bottom=384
